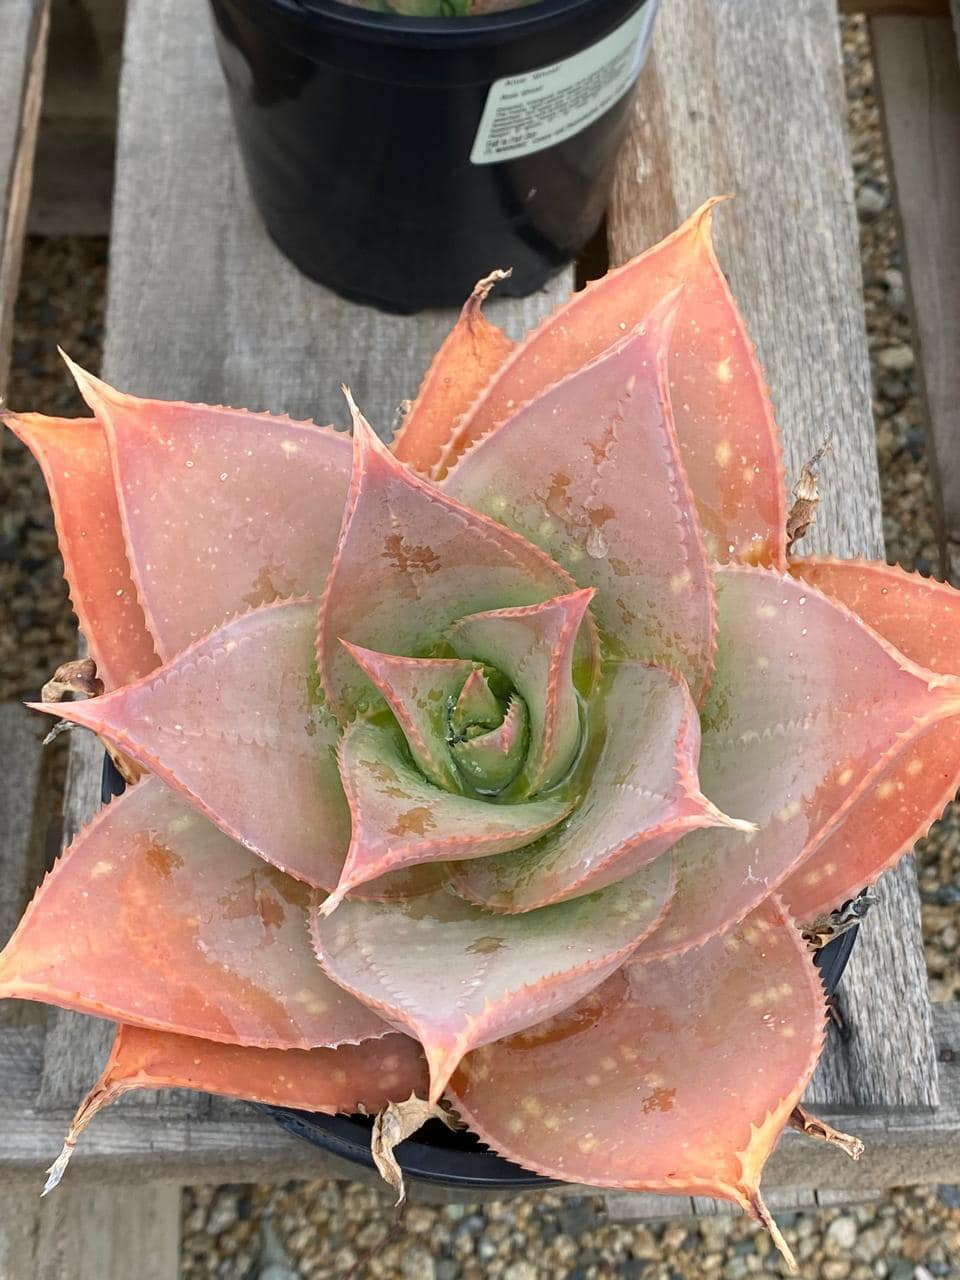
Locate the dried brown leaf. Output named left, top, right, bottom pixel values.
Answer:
left=370, top=1093, right=461, bottom=1205
left=788, top=1103, right=864, bottom=1161
left=801, top=891, right=877, bottom=951
left=786, top=441, right=832, bottom=553
left=41, top=657, right=104, bottom=703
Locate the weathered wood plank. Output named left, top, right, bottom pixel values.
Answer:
left=35, top=0, right=573, bottom=1112
left=0, top=702, right=61, bottom=1037
left=608, top=0, right=938, bottom=1114
left=872, top=15, right=960, bottom=583
left=4, top=1005, right=959, bottom=1192
left=605, top=1186, right=886, bottom=1222
left=0, top=1185, right=180, bottom=1280
left=0, top=0, right=49, bottom=397
left=0, top=705, right=50, bottom=955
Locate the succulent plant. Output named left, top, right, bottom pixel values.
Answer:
left=4, top=201, right=960, bottom=1269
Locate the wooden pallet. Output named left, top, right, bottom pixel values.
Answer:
left=2, top=0, right=960, bottom=1273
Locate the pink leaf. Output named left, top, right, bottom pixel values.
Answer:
left=442, top=308, right=716, bottom=701
left=448, top=897, right=823, bottom=1269
left=437, top=200, right=787, bottom=567
left=391, top=271, right=514, bottom=476
left=321, top=717, right=573, bottom=911
left=32, top=600, right=349, bottom=889
left=311, top=862, right=673, bottom=1101
left=0, top=778, right=387, bottom=1049
left=783, top=557, right=960, bottom=920
left=341, top=646, right=477, bottom=790
left=3, top=413, right=159, bottom=689
left=635, top=565, right=960, bottom=960
left=447, top=590, right=594, bottom=794
left=318, top=404, right=598, bottom=720
left=42, top=1024, right=427, bottom=1192
left=66, top=360, right=352, bottom=661
left=451, top=660, right=749, bottom=912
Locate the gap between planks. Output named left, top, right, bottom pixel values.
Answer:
left=0, top=0, right=50, bottom=399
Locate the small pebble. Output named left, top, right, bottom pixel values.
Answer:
left=827, top=1217, right=860, bottom=1253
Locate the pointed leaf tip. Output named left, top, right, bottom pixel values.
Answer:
left=0, top=777, right=384, bottom=1049
left=2, top=411, right=159, bottom=689
left=312, top=865, right=673, bottom=1101
left=340, top=645, right=476, bottom=791
left=327, top=715, right=571, bottom=903
left=448, top=897, right=824, bottom=1236
left=636, top=564, right=960, bottom=960
left=42, top=1021, right=428, bottom=1188
left=441, top=198, right=787, bottom=566
left=30, top=601, right=351, bottom=890
left=391, top=270, right=514, bottom=476
left=783, top=557, right=960, bottom=918
left=443, top=318, right=717, bottom=701
left=319, top=408, right=597, bottom=720
left=447, top=589, right=595, bottom=795
left=452, top=661, right=724, bottom=911
left=72, top=371, right=352, bottom=660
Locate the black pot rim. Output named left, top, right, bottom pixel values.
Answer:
left=240, top=0, right=635, bottom=47
left=99, top=753, right=860, bottom=1192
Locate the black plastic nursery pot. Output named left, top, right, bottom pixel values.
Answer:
left=101, top=753, right=859, bottom=1194
left=207, top=0, right=661, bottom=311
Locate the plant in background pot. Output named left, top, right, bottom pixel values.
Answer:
left=208, top=0, right=661, bottom=310
left=4, top=202, right=960, bottom=1272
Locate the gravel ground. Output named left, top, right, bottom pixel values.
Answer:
left=2, top=12, right=958, bottom=1280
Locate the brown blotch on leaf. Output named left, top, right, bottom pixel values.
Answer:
left=466, top=935, right=506, bottom=956
left=144, top=842, right=186, bottom=880
left=786, top=441, right=832, bottom=553
left=640, top=1085, right=676, bottom=1115
left=388, top=807, right=437, bottom=837
left=371, top=1093, right=462, bottom=1205
left=788, top=1103, right=864, bottom=1161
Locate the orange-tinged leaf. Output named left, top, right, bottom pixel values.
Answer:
left=318, top=405, right=598, bottom=720
left=436, top=199, right=787, bottom=567
left=443, top=307, right=717, bottom=701
left=0, top=778, right=386, bottom=1049
left=43, top=1023, right=427, bottom=1192
left=32, top=601, right=350, bottom=890
left=312, top=863, right=673, bottom=1102
left=391, top=270, right=514, bottom=475
left=636, top=565, right=960, bottom=959
left=65, top=360, right=352, bottom=661
left=448, top=897, right=824, bottom=1270
left=3, top=412, right=159, bottom=689
left=783, top=557, right=960, bottom=919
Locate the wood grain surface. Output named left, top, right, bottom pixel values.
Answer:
left=872, top=15, right=960, bottom=583
left=608, top=0, right=939, bottom=1112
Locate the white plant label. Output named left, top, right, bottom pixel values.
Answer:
left=470, top=1, right=661, bottom=166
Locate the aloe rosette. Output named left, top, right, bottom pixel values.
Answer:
left=4, top=202, right=960, bottom=1266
